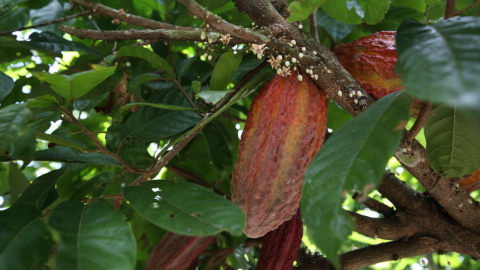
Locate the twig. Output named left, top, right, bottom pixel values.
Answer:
left=172, top=78, right=201, bottom=112
left=60, top=107, right=148, bottom=175
left=221, top=113, right=246, bottom=123
left=352, top=192, right=396, bottom=217
left=0, top=10, right=92, bottom=37
left=445, top=0, right=456, bottom=19
left=71, top=0, right=196, bottom=30
left=168, top=166, right=228, bottom=198
left=404, top=102, right=432, bottom=143
left=454, top=0, right=479, bottom=16
left=309, top=9, right=319, bottom=42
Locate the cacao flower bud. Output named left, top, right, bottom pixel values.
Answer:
left=146, top=232, right=214, bottom=270
left=231, top=72, right=327, bottom=238
left=256, top=208, right=303, bottom=270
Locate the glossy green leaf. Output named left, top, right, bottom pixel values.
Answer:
left=0, top=104, right=32, bottom=154
left=210, top=52, right=242, bottom=91
left=26, top=95, right=58, bottom=108
left=8, top=162, right=30, bottom=204
left=0, top=205, right=52, bottom=270
left=24, top=32, right=102, bottom=57
left=425, top=104, right=480, bottom=178
left=72, top=92, right=110, bottom=111
left=317, top=10, right=355, bottom=42
left=49, top=200, right=136, bottom=270
left=14, top=165, right=74, bottom=210
left=0, top=71, right=14, bottom=102
left=322, top=0, right=389, bottom=24
left=69, top=172, right=115, bottom=201
left=12, top=128, right=36, bottom=165
left=104, top=46, right=174, bottom=78
left=124, top=181, right=245, bottom=236
left=116, top=102, right=197, bottom=122
left=196, top=90, right=233, bottom=104
left=126, top=73, right=162, bottom=94
left=0, top=146, right=123, bottom=166
left=32, top=66, right=116, bottom=100
left=34, top=131, right=86, bottom=150
left=287, top=0, right=327, bottom=22
left=396, top=17, right=480, bottom=110
left=302, top=91, right=411, bottom=268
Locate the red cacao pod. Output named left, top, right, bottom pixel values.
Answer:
left=257, top=208, right=303, bottom=270
left=231, top=72, right=327, bottom=238
left=146, top=232, right=214, bottom=270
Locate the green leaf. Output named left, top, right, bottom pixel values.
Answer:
left=14, top=165, right=74, bottom=210
left=0, top=6, right=29, bottom=31
left=302, top=91, right=411, bottom=268
left=0, top=205, right=53, bottom=270
left=34, top=131, right=86, bottom=150
left=8, top=162, right=30, bottom=204
left=177, top=57, right=197, bottom=76
left=210, top=52, right=242, bottom=91
left=192, top=81, right=202, bottom=94
left=105, top=46, right=175, bottom=78
left=196, top=90, right=233, bottom=104
left=322, top=0, right=389, bottom=24
left=115, top=102, right=197, bottom=122
left=359, top=0, right=390, bottom=24
left=32, top=66, right=116, bottom=100
left=126, top=73, right=162, bottom=94
left=0, top=0, right=27, bottom=17
left=425, top=104, right=480, bottom=178
left=119, top=142, right=155, bottom=170
left=396, top=17, right=480, bottom=110
left=12, top=128, right=36, bottom=165
left=25, top=32, right=102, bottom=57
left=203, top=120, right=234, bottom=171
left=322, top=0, right=362, bottom=24
left=327, top=101, right=353, bottom=131
left=29, top=0, right=72, bottom=34
left=0, top=146, right=123, bottom=166
left=124, top=181, right=245, bottom=236
left=69, top=172, right=115, bottom=201
left=49, top=200, right=136, bottom=270
left=72, top=92, right=110, bottom=111
left=287, top=0, right=327, bottom=22
left=0, top=104, right=32, bottom=154
left=26, top=95, right=58, bottom=108
left=0, top=71, right=14, bottom=102
left=316, top=10, right=355, bottom=42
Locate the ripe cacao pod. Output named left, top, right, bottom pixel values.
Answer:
left=146, top=232, right=214, bottom=270
left=231, top=72, right=327, bottom=238
left=256, top=208, right=303, bottom=270
left=334, top=31, right=422, bottom=115
left=459, top=168, right=480, bottom=193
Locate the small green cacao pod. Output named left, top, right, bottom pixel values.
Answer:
left=231, top=72, right=327, bottom=238
left=146, top=232, right=214, bottom=270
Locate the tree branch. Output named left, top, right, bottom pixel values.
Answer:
left=71, top=0, right=196, bottom=30
left=445, top=0, right=456, bottom=19
left=0, top=10, right=93, bottom=37
left=352, top=192, right=396, bottom=217
left=404, top=102, right=432, bottom=143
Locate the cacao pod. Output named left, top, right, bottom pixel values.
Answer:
left=231, top=72, right=327, bottom=238
left=459, top=168, right=480, bottom=193
left=146, top=232, right=214, bottom=270
left=334, top=31, right=422, bottom=115
left=256, top=208, right=303, bottom=270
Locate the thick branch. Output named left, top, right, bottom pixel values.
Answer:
left=71, top=0, right=195, bottom=30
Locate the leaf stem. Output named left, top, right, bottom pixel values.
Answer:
left=445, top=0, right=456, bottom=19
left=404, top=102, right=432, bottom=143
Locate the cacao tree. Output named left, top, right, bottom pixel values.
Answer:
left=0, top=0, right=480, bottom=269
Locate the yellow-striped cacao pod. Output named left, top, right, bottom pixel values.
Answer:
left=231, top=72, right=327, bottom=238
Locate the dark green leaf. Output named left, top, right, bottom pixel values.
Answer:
left=177, top=56, right=197, bottom=76
left=322, top=0, right=389, bottom=24
left=12, top=128, right=36, bottom=165
left=69, top=172, right=115, bottom=200
left=115, top=102, right=197, bottom=122
left=49, top=200, right=136, bottom=270
left=126, top=73, right=162, bottom=94
left=26, top=95, right=58, bottom=108
left=327, top=101, right=353, bottom=131
left=425, top=104, right=480, bottom=178
left=0, top=146, right=123, bottom=166
left=196, top=90, right=233, bottom=104
left=14, top=165, right=74, bottom=210
left=0, top=0, right=27, bottom=17
left=0, top=71, right=14, bottom=102
left=34, top=131, right=86, bottom=150
left=7, top=162, right=30, bottom=204
left=24, top=32, right=102, bottom=57
left=104, top=46, right=175, bottom=78
left=203, top=120, right=233, bottom=171
left=0, top=205, right=52, bottom=270
left=29, top=0, right=72, bottom=34
left=124, top=181, right=245, bottom=236
left=32, top=65, right=116, bottom=100
left=359, top=0, right=390, bottom=24
left=0, top=104, right=32, bottom=154
left=316, top=10, right=355, bottom=42
left=302, top=91, right=411, bottom=268
left=396, top=17, right=480, bottom=110
left=0, top=7, right=28, bottom=30
left=287, top=0, right=327, bottom=22
left=119, top=142, right=155, bottom=170
left=210, top=52, right=242, bottom=90
left=72, top=92, right=110, bottom=111
left=192, top=81, right=202, bottom=94
left=322, top=0, right=362, bottom=24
